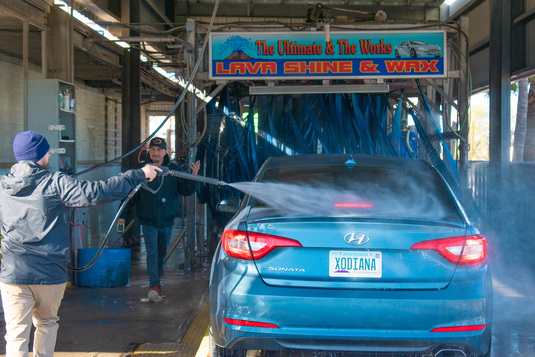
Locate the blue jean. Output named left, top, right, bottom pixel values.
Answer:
left=142, top=225, right=173, bottom=286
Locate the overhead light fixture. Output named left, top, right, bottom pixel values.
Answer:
left=249, top=84, right=389, bottom=95
left=54, top=0, right=211, bottom=104
left=444, top=0, right=457, bottom=5
left=55, top=2, right=130, bottom=48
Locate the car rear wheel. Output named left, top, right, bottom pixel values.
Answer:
left=209, top=331, right=246, bottom=357
left=410, top=48, right=417, bottom=58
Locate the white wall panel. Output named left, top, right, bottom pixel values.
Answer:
left=0, top=58, right=44, bottom=167
left=0, top=56, right=121, bottom=169
left=76, top=89, right=106, bottom=164
left=470, top=47, right=489, bottom=91
left=467, top=1, right=490, bottom=46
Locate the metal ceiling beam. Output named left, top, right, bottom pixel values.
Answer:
left=76, top=0, right=120, bottom=22
left=0, top=0, right=49, bottom=29
left=140, top=69, right=179, bottom=98
left=175, top=4, right=440, bottom=23
left=74, top=30, right=121, bottom=67
left=441, top=0, right=486, bottom=22
left=144, top=0, right=173, bottom=27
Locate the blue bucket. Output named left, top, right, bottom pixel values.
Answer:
left=76, top=248, right=131, bottom=287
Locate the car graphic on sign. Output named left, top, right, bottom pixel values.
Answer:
left=395, top=40, right=441, bottom=58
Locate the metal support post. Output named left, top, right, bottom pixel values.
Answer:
left=488, top=0, right=511, bottom=231
left=23, top=21, right=29, bottom=130
left=41, top=29, right=47, bottom=78
left=458, top=16, right=470, bottom=202
left=46, top=5, right=73, bottom=83
left=121, top=0, right=141, bottom=171
left=184, top=19, right=198, bottom=273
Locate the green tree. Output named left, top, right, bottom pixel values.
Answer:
left=525, top=77, right=535, bottom=161
left=513, top=78, right=528, bottom=161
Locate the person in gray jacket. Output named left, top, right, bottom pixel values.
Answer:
left=0, top=130, right=161, bottom=357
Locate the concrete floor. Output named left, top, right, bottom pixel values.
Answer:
left=0, top=239, right=211, bottom=357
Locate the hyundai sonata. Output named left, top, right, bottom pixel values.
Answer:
left=209, top=154, right=492, bottom=357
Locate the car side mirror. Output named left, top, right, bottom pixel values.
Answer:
left=216, top=197, right=241, bottom=214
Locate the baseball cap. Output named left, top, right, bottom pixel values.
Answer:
left=149, top=137, right=166, bottom=149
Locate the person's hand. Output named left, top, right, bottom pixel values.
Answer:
left=189, top=160, right=201, bottom=175
left=141, top=164, right=162, bottom=182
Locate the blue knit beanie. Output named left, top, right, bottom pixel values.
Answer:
left=13, top=131, right=50, bottom=162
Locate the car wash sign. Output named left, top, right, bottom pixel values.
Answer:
left=209, top=30, right=446, bottom=80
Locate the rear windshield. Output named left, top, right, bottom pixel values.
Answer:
left=247, top=165, right=463, bottom=222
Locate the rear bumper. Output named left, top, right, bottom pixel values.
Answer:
left=213, top=322, right=491, bottom=356
left=209, top=253, right=492, bottom=356
left=228, top=335, right=490, bottom=356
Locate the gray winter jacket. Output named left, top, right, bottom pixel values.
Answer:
left=0, top=161, right=146, bottom=285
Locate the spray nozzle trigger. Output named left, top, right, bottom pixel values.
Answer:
left=156, top=166, right=170, bottom=176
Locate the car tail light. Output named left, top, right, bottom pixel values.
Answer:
left=410, top=235, right=487, bottom=265
left=431, top=324, right=486, bottom=332
left=222, top=229, right=302, bottom=260
left=224, top=318, right=279, bottom=328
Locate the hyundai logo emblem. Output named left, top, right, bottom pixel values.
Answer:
left=344, top=233, right=370, bottom=246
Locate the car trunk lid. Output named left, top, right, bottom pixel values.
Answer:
left=247, top=217, right=467, bottom=290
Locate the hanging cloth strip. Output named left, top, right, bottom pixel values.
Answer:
left=407, top=106, right=459, bottom=189
left=337, top=94, right=361, bottom=153
left=350, top=94, right=374, bottom=154
left=390, top=94, right=403, bottom=155
left=286, top=108, right=311, bottom=155
left=367, top=94, right=397, bottom=156
left=323, top=94, right=343, bottom=152
left=304, top=95, right=331, bottom=153
left=246, top=95, right=259, bottom=173
left=415, top=80, right=459, bottom=183
left=222, top=88, right=252, bottom=181
left=317, top=95, right=341, bottom=153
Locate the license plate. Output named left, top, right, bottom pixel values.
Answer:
left=329, top=251, right=382, bottom=278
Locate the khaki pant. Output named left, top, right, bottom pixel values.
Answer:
left=0, top=282, right=67, bottom=357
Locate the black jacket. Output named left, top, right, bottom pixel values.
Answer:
left=123, top=155, right=197, bottom=228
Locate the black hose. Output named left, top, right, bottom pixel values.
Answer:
left=68, top=183, right=142, bottom=272
left=67, top=167, right=227, bottom=271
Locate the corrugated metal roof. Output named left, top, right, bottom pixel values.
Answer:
left=174, top=0, right=446, bottom=24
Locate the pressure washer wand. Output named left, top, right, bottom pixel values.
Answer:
left=165, top=168, right=228, bottom=186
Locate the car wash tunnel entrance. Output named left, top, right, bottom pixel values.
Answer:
left=0, top=0, right=534, bottom=356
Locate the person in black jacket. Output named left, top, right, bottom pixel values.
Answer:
left=119, top=137, right=200, bottom=302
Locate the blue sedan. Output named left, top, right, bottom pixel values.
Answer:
left=209, top=154, right=492, bottom=357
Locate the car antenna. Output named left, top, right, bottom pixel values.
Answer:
left=345, top=155, right=357, bottom=171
